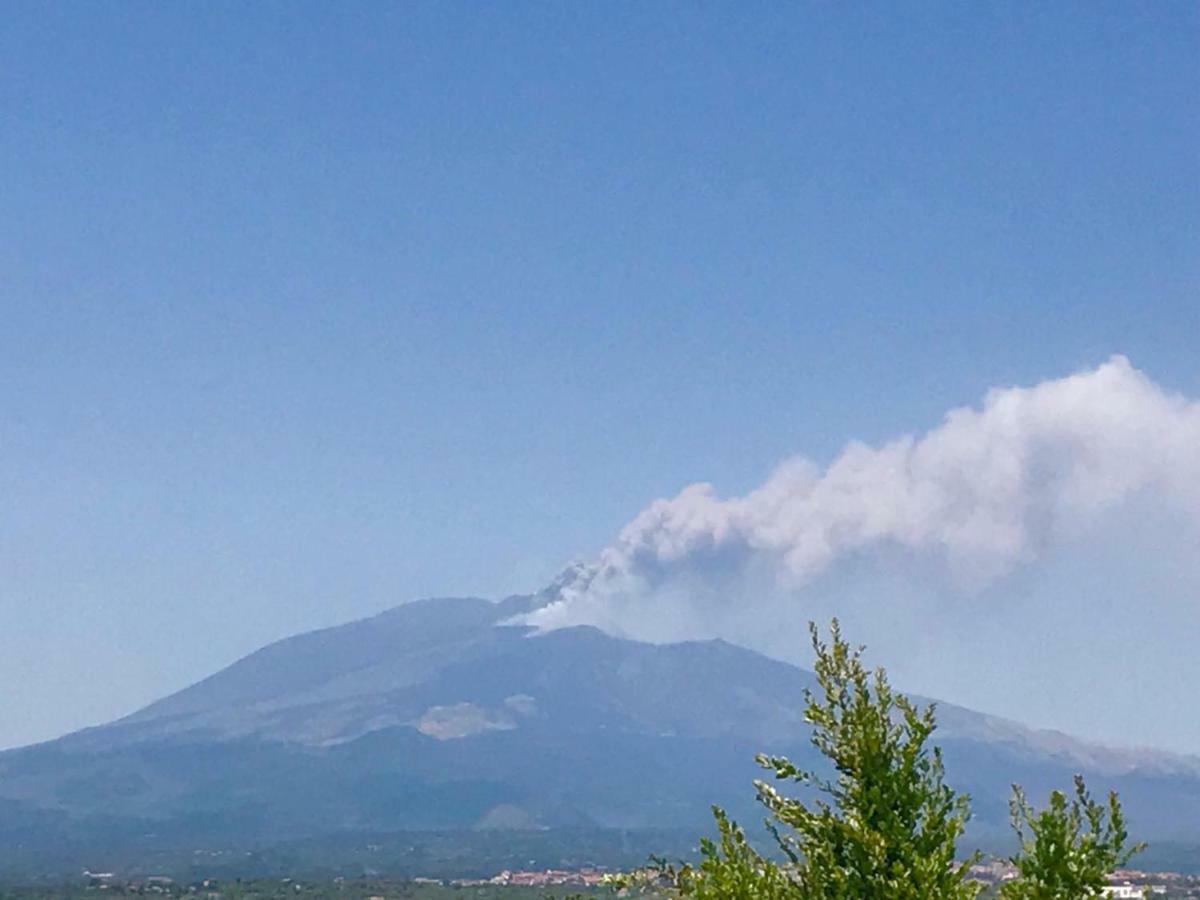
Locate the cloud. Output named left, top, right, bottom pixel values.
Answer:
left=523, top=356, right=1200, bottom=641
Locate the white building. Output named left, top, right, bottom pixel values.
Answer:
left=1103, top=884, right=1166, bottom=898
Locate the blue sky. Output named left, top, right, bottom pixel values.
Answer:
left=1, top=2, right=1197, bottom=750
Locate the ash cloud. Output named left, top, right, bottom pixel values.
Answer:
left=524, top=357, right=1200, bottom=649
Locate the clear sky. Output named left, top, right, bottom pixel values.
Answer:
left=1, top=2, right=1197, bottom=751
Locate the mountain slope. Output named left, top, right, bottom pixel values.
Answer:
left=2, top=590, right=1199, bottom=878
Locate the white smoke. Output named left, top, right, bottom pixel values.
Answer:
left=524, top=356, right=1200, bottom=643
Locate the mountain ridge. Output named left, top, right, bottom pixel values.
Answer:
left=101, top=590, right=1200, bottom=779
left=3, top=585, right=1199, bottom=878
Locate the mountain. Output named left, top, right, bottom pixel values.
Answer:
left=3, top=582, right=1199, bottom=879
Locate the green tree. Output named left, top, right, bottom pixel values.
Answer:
left=669, top=807, right=794, bottom=900
left=1000, top=775, right=1145, bottom=899
left=669, top=620, right=980, bottom=899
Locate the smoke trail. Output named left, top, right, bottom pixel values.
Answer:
left=524, top=356, right=1200, bottom=641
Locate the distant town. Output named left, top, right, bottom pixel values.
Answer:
left=0, top=864, right=1196, bottom=900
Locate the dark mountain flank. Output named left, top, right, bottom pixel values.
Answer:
left=3, top=589, right=1199, bottom=878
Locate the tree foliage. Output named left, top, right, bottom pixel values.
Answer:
left=999, top=775, right=1145, bottom=899
left=665, top=620, right=979, bottom=899
left=656, top=620, right=1146, bottom=900
left=753, top=620, right=979, bottom=899
left=670, top=807, right=794, bottom=900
